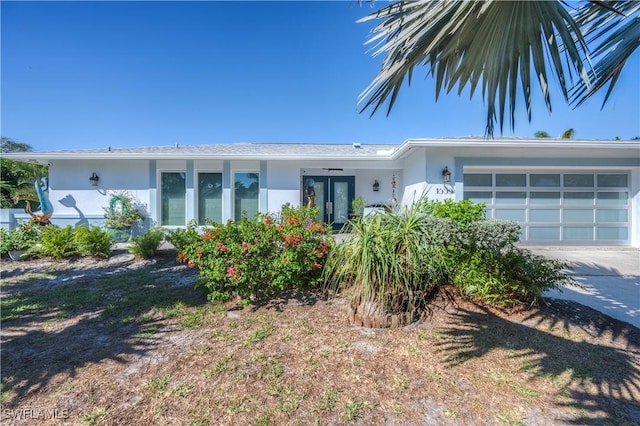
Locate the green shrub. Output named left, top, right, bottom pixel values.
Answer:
left=452, top=248, right=569, bottom=307
left=128, top=228, right=165, bottom=259
left=35, top=225, right=77, bottom=260
left=178, top=207, right=331, bottom=302
left=2, top=221, right=44, bottom=254
left=419, top=199, right=486, bottom=229
left=419, top=216, right=459, bottom=247
left=326, top=198, right=569, bottom=322
left=74, top=225, right=112, bottom=258
left=462, top=219, right=522, bottom=252
left=166, top=220, right=200, bottom=252
left=324, top=204, right=441, bottom=324
left=0, top=228, right=10, bottom=254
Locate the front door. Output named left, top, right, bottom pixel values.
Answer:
left=303, top=176, right=355, bottom=231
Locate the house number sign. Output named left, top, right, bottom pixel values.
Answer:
left=436, top=186, right=455, bottom=195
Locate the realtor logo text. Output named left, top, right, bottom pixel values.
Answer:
left=2, top=408, right=69, bottom=420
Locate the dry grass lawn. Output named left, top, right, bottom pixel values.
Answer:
left=1, top=253, right=639, bottom=425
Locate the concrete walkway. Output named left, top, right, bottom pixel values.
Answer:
left=532, top=247, right=640, bottom=328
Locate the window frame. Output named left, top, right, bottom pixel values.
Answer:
left=232, top=170, right=261, bottom=221
left=195, top=169, right=224, bottom=225
left=158, top=169, right=187, bottom=228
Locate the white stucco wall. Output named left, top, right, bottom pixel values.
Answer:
left=266, top=162, right=302, bottom=212
left=49, top=159, right=150, bottom=219
left=354, top=169, right=398, bottom=207
left=399, top=148, right=457, bottom=205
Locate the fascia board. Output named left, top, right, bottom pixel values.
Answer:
left=391, top=138, right=640, bottom=159
left=2, top=152, right=396, bottom=162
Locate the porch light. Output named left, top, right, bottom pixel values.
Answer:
left=89, top=172, right=100, bottom=186
left=372, top=180, right=380, bottom=192
left=442, top=166, right=451, bottom=183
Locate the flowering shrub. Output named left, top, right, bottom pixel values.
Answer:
left=1, top=221, right=44, bottom=253
left=177, top=206, right=332, bottom=302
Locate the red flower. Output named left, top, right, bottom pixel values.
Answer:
left=216, top=242, right=228, bottom=252
left=319, top=242, right=328, bottom=254
left=312, top=262, right=322, bottom=270
left=306, top=222, right=323, bottom=233
left=187, top=260, right=195, bottom=268
left=287, top=217, right=299, bottom=226
left=283, top=234, right=303, bottom=246
left=227, top=265, right=240, bottom=281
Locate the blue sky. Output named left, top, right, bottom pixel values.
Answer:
left=2, top=1, right=639, bottom=152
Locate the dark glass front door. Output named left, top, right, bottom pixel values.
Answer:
left=303, top=176, right=355, bottom=231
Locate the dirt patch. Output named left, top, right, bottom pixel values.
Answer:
left=1, top=254, right=639, bottom=425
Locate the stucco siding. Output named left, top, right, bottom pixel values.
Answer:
left=354, top=169, right=397, bottom=207
left=267, top=190, right=301, bottom=213
left=48, top=159, right=150, bottom=219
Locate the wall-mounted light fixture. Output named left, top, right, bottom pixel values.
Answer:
left=89, top=172, right=100, bottom=186
left=442, top=166, right=451, bottom=184
left=372, top=180, right=379, bottom=192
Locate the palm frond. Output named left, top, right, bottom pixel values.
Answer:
left=570, top=1, right=640, bottom=107
left=358, top=0, right=590, bottom=137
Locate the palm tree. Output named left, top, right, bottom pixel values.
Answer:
left=561, top=128, right=576, bottom=139
left=534, top=128, right=575, bottom=139
left=358, top=1, right=640, bottom=137
left=0, top=137, right=48, bottom=208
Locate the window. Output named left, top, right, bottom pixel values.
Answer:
left=530, top=174, right=560, bottom=187
left=496, top=174, right=526, bottom=187
left=198, top=172, right=223, bottom=224
left=564, top=174, right=593, bottom=187
left=161, top=172, right=186, bottom=226
left=464, top=173, right=492, bottom=186
left=597, top=174, right=627, bottom=188
left=234, top=172, right=259, bottom=220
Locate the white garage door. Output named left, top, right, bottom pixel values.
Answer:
left=463, top=171, right=630, bottom=244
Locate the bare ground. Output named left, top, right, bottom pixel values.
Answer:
left=1, top=252, right=639, bottom=425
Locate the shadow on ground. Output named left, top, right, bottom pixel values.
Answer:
left=545, top=258, right=640, bottom=329
left=0, top=256, right=205, bottom=405
left=432, top=302, right=640, bottom=425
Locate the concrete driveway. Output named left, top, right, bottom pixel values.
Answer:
left=532, top=247, right=640, bottom=328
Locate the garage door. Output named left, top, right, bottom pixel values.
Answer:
left=463, top=171, right=630, bottom=244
